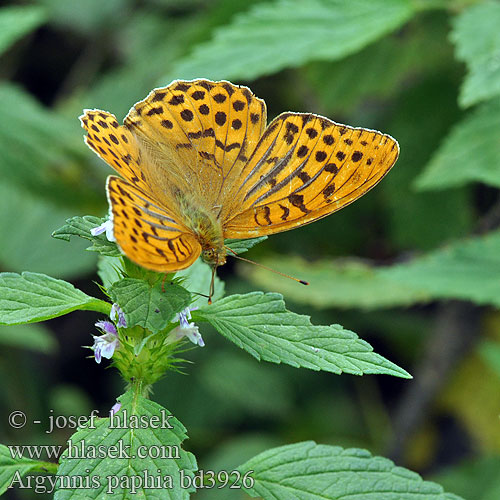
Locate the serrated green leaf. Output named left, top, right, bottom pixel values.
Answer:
left=0, top=444, right=51, bottom=496
left=167, top=0, right=416, bottom=81
left=55, top=390, right=197, bottom=499
left=52, top=215, right=121, bottom=257
left=451, top=1, right=500, bottom=108
left=247, top=230, right=500, bottom=309
left=176, top=259, right=224, bottom=308
left=238, top=441, right=464, bottom=500
left=197, top=292, right=410, bottom=378
left=0, top=272, right=110, bottom=325
left=108, top=278, right=191, bottom=333
left=415, top=98, right=500, bottom=190
left=380, top=230, right=500, bottom=307
left=0, top=6, right=46, bottom=56
left=0, top=324, right=57, bottom=354
left=224, top=237, right=267, bottom=255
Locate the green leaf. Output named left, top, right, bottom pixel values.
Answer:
left=0, top=6, right=46, bottom=56
left=108, top=278, right=191, bottom=333
left=225, top=237, right=267, bottom=255
left=305, top=13, right=453, bottom=115
left=0, top=272, right=110, bottom=325
left=238, top=441, right=463, bottom=500
left=415, top=98, right=500, bottom=190
left=0, top=324, right=57, bottom=354
left=197, top=292, right=410, bottom=378
left=52, top=215, right=121, bottom=257
left=451, top=1, right=500, bottom=108
left=97, top=255, right=124, bottom=290
left=55, top=390, right=197, bottom=499
left=0, top=83, right=100, bottom=207
left=175, top=259, right=224, bottom=308
left=167, top=0, right=416, bottom=81
left=247, top=230, right=500, bottom=309
left=0, top=444, right=53, bottom=496
left=379, top=230, right=500, bottom=307
left=0, top=184, right=96, bottom=278
left=244, top=257, right=427, bottom=309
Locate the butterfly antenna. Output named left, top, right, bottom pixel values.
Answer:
left=225, top=247, right=309, bottom=286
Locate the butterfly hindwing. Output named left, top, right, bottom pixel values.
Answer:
left=224, top=112, right=399, bottom=237
left=107, top=176, right=201, bottom=272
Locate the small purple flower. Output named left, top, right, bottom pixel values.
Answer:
left=171, top=307, right=204, bottom=347
left=89, top=304, right=126, bottom=364
left=95, top=320, right=117, bottom=336
left=91, top=219, right=115, bottom=242
left=178, top=306, right=197, bottom=328
left=92, top=321, right=119, bottom=363
left=110, top=402, right=121, bottom=416
left=110, top=303, right=127, bottom=328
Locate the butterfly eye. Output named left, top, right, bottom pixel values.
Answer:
left=202, top=248, right=215, bottom=264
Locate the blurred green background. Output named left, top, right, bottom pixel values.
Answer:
left=1, top=0, right=500, bottom=498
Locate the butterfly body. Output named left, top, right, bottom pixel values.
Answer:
left=176, top=192, right=227, bottom=267
left=81, top=79, right=399, bottom=280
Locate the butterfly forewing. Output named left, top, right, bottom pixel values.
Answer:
left=124, top=80, right=266, bottom=214
left=80, top=110, right=151, bottom=195
left=224, top=113, right=399, bottom=238
left=107, top=176, right=201, bottom=272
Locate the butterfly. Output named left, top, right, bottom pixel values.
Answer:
left=81, top=79, right=399, bottom=297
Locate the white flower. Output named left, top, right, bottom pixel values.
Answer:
left=91, top=219, right=115, bottom=242
left=92, top=321, right=119, bottom=363
left=170, top=307, right=204, bottom=347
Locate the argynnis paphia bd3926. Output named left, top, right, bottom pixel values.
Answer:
left=81, top=79, right=399, bottom=288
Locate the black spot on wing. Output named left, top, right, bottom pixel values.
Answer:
left=288, top=193, right=309, bottom=214
left=279, top=204, right=290, bottom=221
left=174, top=83, right=190, bottom=92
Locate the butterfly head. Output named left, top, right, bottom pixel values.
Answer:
left=201, top=246, right=226, bottom=305
left=201, top=246, right=227, bottom=268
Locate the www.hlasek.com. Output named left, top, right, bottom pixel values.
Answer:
left=7, top=408, right=255, bottom=494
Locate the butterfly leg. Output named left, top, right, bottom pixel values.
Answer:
left=161, top=273, right=168, bottom=293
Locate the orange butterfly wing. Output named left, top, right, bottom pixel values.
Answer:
left=107, top=176, right=201, bottom=272
left=80, top=109, right=152, bottom=194
left=123, top=79, right=266, bottom=217
left=80, top=110, right=200, bottom=271
left=223, top=113, right=399, bottom=238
